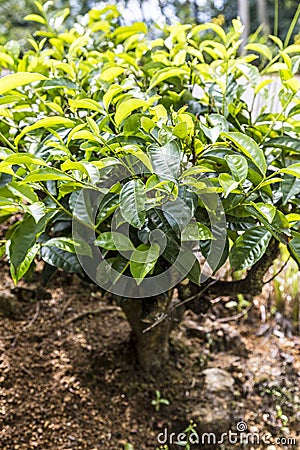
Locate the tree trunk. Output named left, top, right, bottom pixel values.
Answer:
left=257, top=0, right=270, bottom=34
left=117, top=241, right=279, bottom=373
left=118, top=292, right=183, bottom=374
left=238, top=0, right=250, bottom=50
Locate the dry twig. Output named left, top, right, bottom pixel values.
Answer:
left=63, top=305, right=120, bottom=326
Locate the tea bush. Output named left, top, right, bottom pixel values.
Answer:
left=0, top=2, right=299, bottom=371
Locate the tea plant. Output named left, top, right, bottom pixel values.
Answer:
left=0, top=2, right=299, bottom=372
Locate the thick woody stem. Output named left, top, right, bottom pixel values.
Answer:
left=117, top=291, right=183, bottom=374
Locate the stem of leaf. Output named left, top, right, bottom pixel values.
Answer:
left=284, top=3, right=300, bottom=48
left=259, top=92, right=294, bottom=144
left=0, top=131, right=16, bottom=152
left=150, top=132, right=161, bottom=145
left=260, top=53, right=280, bottom=75
left=42, top=185, right=99, bottom=234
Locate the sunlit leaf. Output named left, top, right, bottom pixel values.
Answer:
left=222, top=132, right=266, bottom=175
left=115, top=98, right=149, bottom=125
left=0, top=72, right=47, bottom=95
left=149, top=67, right=187, bottom=90
left=15, top=116, right=75, bottom=146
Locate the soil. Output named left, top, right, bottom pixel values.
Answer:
left=0, top=259, right=299, bottom=450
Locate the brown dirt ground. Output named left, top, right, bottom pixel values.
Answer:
left=0, top=259, right=299, bottom=450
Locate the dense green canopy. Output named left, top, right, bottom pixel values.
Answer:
left=0, top=3, right=299, bottom=291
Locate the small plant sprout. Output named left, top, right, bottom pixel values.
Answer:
left=176, top=421, right=199, bottom=450
left=275, top=404, right=289, bottom=427
left=124, top=444, right=134, bottom=450
left=151, top=390, right=170, bottom=412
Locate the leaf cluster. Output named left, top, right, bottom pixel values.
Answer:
left=0, top=3, right=299, bottom=287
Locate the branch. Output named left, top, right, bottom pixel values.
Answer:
left=178, top=239, right=279, bottom=314
left=63, top=306, right=120, bottom=325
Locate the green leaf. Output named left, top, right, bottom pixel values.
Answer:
left=219, top=173, right=240, bottom=198
left=124, top=148, right=153, bottom=172
left=280, top=163, right=300, bottom=178
left=245, top=43, right=273, bottom=60
left=0, top=52, right=14, bottom=66
left=254, top=79, right=274, bottom=94
left=264, top=136, right=300, bottom=153
left=201, top=123, right=222, bottom=143
left=225, top=154, right=248, bottom=182
left=95, top=193, right=119, bottom=226
left=286, top=213, right=300, bottom=223
left=96, top=254, right=129, bottom=286
left=222, top=132, right=266, bottom=175
left=44, top=237, right=74, bottom=253
left=69, top=98, right=102, bottom=113
left=249, top=203, right=276, bottom=223
left=0, top=153, right=48, bottom=167
left=124, top=444, right=134, bottom=450
left=173, top=122, right=188, bottom=139
left=281, top=175, right=300, bottom=205
left=42, top=78, right=78, bottom=90
left=24, top=14, right=47, bottom=24
left=141, top=116, right=156, bottom=132
left=120, top=179, right=146, bottom=228
left=99, top=66, right=125, bottom=81
left=113, top=22, right=147, bottom=41
left=149, top=67, right=187, bottom=90
left=26, top=202, right=47, bottom=223
left=103, top=85, right=123, bottom=110
left=11, top=243, right=39, bottom=283
left=288, top=231, right=300, bottom=268
left=0, top=165, right=14, bottom=175
left=149, top=141, right=181, bottom=182
left=285, top=44, right=300, bottom=53
left=94, top=232, right=134, bottom=251
left=0, top=72, right=47, bottom=95
left=245, top=203, right=290, bottom=244
left=130, top=243, right=160, bottom=284
left=40, top=245, right=83, bottom=275
left=180, top=166, right=214, bottom=178
left=236, top=63, right=259, bottom=85
left=191, top=22, right=227, bottom=43
left=181, top=221, right=214, bottom=241
left=247, top=166, right=272, bottom=197
left=68, top=35, right=89, bottom=58
left=259, top=178, right=283, bottom=188
left=9, top=213, right=53, bottom=275
left=229, top=226, right=272, bottom=270
left=86, top=117, right=101, bottom=136
left=0, top=244, right=6, bottom=259
left=69, top=130, right=101, bottom=142
left=61, top=159, right=89, bottom=176
left=115, top=98, right=149, bottom=126
left=24, top=168, right=74, bottom=182
left=163, top=197, right=193, bottom=231
left=44, top=237, right=92, bottom=256
left=7, top=182, right=38, bottom=203
left=15, top=116, right=75, bottom=146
